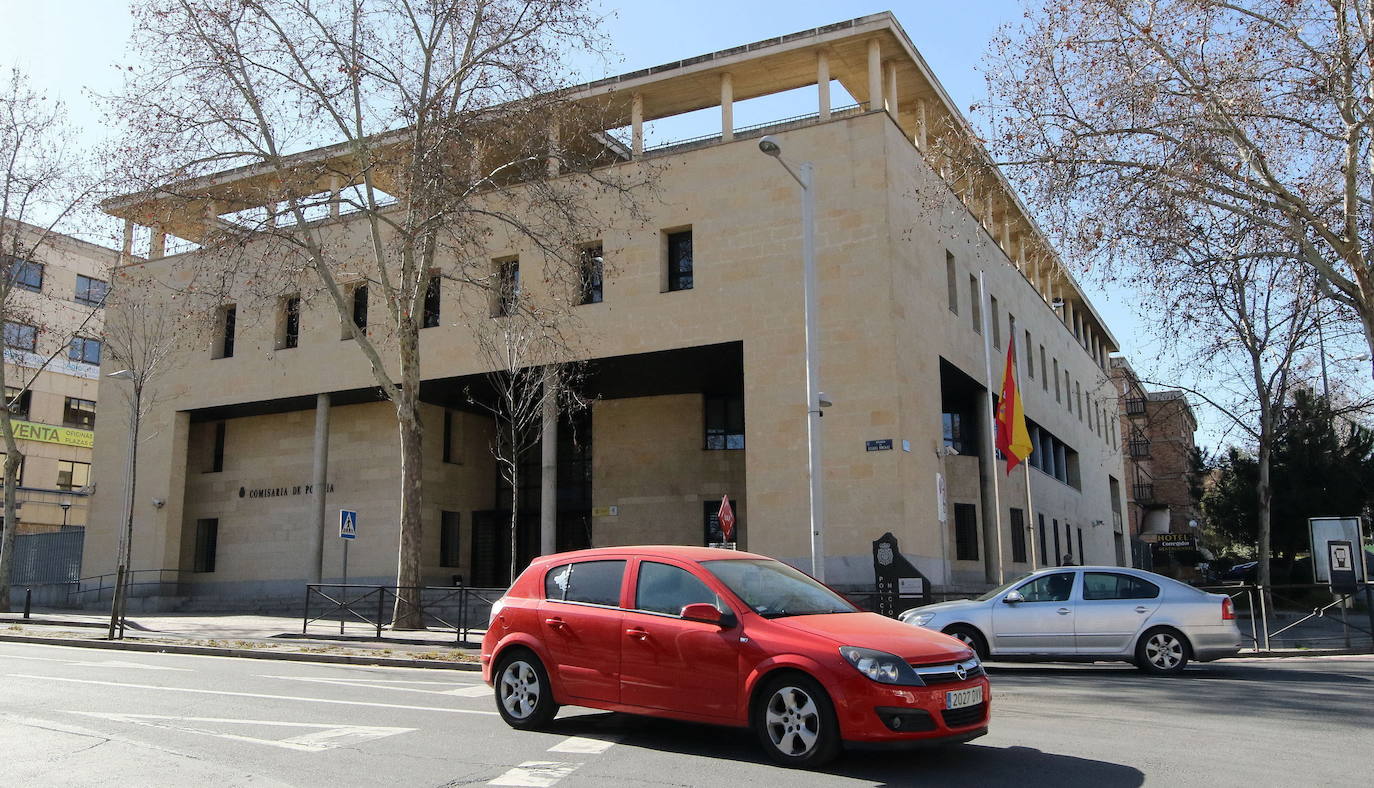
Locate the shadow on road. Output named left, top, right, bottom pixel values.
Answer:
left=545, top=712, right=1143, bottom=787
left=985, top=662, right=1370, bottom=684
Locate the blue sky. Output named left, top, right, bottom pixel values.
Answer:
left=1, top=1, right=1176, bottom=438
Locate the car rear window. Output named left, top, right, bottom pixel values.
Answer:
left=1083, top=572, right=1160, bottom=600
left=545, top=560, right=626, bottom=606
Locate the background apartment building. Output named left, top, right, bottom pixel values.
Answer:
left=86, top=14, right=1130, bottom=605
left=4, top=221, right=113, bottom=534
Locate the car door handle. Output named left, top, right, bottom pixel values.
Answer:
left=1135, top=606, right=1149, bottom=614
left=1057, top=608, right=1070, bottom=615
left=544, top=617, right=565, bottom=629
left=625, top=628, right=648, bottom=641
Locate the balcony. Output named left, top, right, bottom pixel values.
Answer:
left=1133, top=483, right=1155, bottom=503
left=1126, top=397, right=1147, bottom=417
left=1128, top=439, right=1152, bottom=459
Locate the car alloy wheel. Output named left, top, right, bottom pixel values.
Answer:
left=500, top=659, right=541, bottom=719
left=765, top=685, right=821, bottom=757
left=494, top=651, right=558, bottom=729
left=1136, top=628, right=1190, bottom=675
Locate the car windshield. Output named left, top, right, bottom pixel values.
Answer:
left=703, top=558, right=858, bottom=618
left=974, top=572, right=1034, bottom=602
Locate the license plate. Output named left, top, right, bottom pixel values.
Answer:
left=945, top=686, right=983, bottom=710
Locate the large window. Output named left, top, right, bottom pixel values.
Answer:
left=69, top=336, right=102, bottom=365
left=439, top=510, right=461, bottom=568
left=5, top=322, right=36, bottom=352
left=580, top=245, right=603, bottom=305
left=704, top=393, right=744, bottom=450
left=5, top=387, right=31, bottom=420
left=63, top=397, right=96, bottom=430
left=954, top=502, right=979, bottom=561
left=8, top=258, right=43, bottom=292
left=57, top=460, right=91, bottom=491
left=666, top=229, right=693, bottom=291
left=635, top=561, right=721, bottom=616
left=544, top=560, right=625, bottom=606
left=194, top=518, right=219, bottom=573
left=75, top=275, right=108, bottom=306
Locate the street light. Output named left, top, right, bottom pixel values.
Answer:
left=106, top=368, right=140, bottom=640
left=58, top=501, right=71, bottom=528
left=758, top=135, right=828, bottom=581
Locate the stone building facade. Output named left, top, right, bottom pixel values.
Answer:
left=85, top=14, right=1130, bottom=602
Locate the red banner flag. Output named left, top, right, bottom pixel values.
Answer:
left=718, top=494, right=736, bottom=542
left=995, top=336, right=1034, bottom=475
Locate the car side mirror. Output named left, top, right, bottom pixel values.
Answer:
left=1003, top=590, right=1025, bottom=604
left=681, top=603, right=734, bottom=628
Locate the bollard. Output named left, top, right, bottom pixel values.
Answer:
left=376, top=588, right=384, bottom=638
left=23, top=587, right=31, bottom=619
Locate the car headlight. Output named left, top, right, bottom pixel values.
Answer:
left=906, top=612, right=935, bottom=627
left=839, top=646, right=925, bottom=686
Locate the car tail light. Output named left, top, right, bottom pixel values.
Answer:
left=1222, top=597, right=1235, bottom=621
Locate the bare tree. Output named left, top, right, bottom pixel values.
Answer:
left=982, top=0, right=1374, bottom=376
left=0, top=67, right=102, bottom=611
left=100, top=278, right=183, bottom=638
left=107, top=0, right=644, bottom=625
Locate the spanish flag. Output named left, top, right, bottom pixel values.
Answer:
left=995, top=335, right=1033, bottom=474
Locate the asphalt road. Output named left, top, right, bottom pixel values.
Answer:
left=1, top=641, right=1370, bottom=787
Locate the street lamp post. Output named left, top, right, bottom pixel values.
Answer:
left=758, top=135, right=827, bottom=581
left=106, top=369, right=141, bottom=640
left=59, top=501, right=71, bottom=528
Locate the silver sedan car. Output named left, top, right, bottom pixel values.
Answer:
left=898, top=566, right=1242, bottom=674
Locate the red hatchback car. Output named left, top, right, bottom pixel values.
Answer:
left=481, top=546, right=990, bottom=767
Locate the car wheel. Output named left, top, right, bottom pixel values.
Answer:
left=494, top=650, right=559, bottom=728
left=753, top=673, right=841, bottom=768
left=1135, top=628, right=1190, bottom=675
left=943, top=625, right=988, bottom=661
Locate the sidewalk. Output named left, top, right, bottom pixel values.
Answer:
left=0, top=610, right=485, bottom=670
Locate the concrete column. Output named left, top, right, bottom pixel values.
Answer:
left=120, top=219, right=134, bottom=264
left=329, top=176, right=341, bottom=219
left=867, top=39, right=883, bottom=111
left=149, top=229, right=166, bottom=260
left=984, top=193, right=994, bottom=232
left=720, top=72, right=734, bottom=142
left=884, top=60, right=898, bottom=116
left=539, top=368, right=558, bottom=557
left=631, top=92, right=644, bottom=156
left=308, top=392, right=330, bottom=584
left=202, top=201, right=219, bottom=243
left=1001, top=212, right=1012, bottom=254
left=916, top=99, right=928, bottom=150
left=1017, top=240, right=1026, bottom=274
left=817, top=52, right=831, bottom=119
left=547, top=122, right=561, bottom=176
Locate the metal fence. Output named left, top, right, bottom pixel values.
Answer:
left=1195, top=582, right=1374, bottom=652
left=302, top=584, right=506, bottom=645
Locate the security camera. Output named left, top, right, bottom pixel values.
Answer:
left=817, top=391, right=833, bottom=408
left=152, top=498, right=165, bottom=509
left=758, top=135, right=782, bottom=157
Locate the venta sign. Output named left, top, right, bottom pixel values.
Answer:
left=239, top=482, right=335, bottom=499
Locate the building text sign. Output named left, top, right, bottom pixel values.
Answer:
left=11, top=420, right=94, bottom=449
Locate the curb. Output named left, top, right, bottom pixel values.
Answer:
left=1225, top=649, right=1369, bottom=659
left=0, top=633, right=483, bottom=671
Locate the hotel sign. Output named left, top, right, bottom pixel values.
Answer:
left=9, top=420, right=94, bottom=449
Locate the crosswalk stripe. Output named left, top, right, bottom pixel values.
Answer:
left=488, top=761, right=581, bottom=787
left=547, top=735, right=617, bottom=754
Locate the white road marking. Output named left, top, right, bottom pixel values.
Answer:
left=259, top=674, right=488, bottom=697
left=547, top=735, right=618, bottom=754
left=7, top=674, right=499, bottom=716
left=488, top=761, right=581, bottom=787
left=68, top=712, right=413, bottom=752
left=0, top=654, right=192, bottom=671
left=0, top=641, right=481, bottom=673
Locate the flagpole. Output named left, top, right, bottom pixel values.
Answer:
left=1016, top=339, right=1039, bottom=571
left=977, top=271, right=1006, bottom=585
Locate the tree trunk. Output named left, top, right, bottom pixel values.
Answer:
left=1256, top=437, right=1273, bottom=595
left=391, top=326, right=424, bottom=630
left=0, top=359, right=24, bottom=612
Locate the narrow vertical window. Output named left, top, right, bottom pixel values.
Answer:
left=1077, top=527, right=1085, bottom=565
left=494, top=259, right=519, bottom=316
left=211, top=421, right=226, bottom=473
left=1040, top=346, right=1048, bottom=391
left=1037, top=513, right=1048, bottom=566
left=279, top=295, right=301, bottom=349
left=194, top=518, right=219, bottom=573
left=667, top=230, right=693, bottom=292
left=423, top=275, right=441, bottom=328
left=1076, top=381, right=1083, bottom=420
left=1010, top=508, right=1027, bottom=563
left=1052, top=518, right=1061, bottom=565
left=1064, top=371, right=1071, bottom=411
left=954, top=503, right=979, bottom=561
left=214, top=306, right=236, bottom=359
left=440, top=511, right=461, bottom=568
left=1053, top=359, right=1061, bottom=402
left=945, top=251, right=958, bottom=314
left=1025, top=330, right=1034, bottom=378
left=990, top=296, right=1001, bottom=349
left=580, top=245, right=604, bottom=305
left=352, top=284, right=368, bottom=330
left=968, top=274, right=980, bottom=332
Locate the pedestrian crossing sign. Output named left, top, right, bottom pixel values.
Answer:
left=339, top=509, right=358, bottom=539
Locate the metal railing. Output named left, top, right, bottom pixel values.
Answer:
left=643, top=103, right=867, bottom=155
left=69, top=569, right=189, bottom=604
left=302, top=584, right=506, bottom=645
left=1126, top=397, right=1147, bottom=416
left=1132, top=483, right=1155, bottom=503
left=1195, top=582, right=1372, bottom=652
